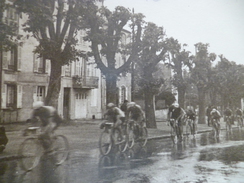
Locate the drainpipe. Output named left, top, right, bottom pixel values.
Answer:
left=0, top=43, right=2, bottom=123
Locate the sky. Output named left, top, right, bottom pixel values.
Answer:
left=104, top=0, right=244, bottom=65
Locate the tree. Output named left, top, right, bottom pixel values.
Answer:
left=84, top=5, right=143, bottom=104
left=135, top=22, right=167, bottom=128
left=166, top=38, right=192, bottom=108
left=14, top=0, right=94, bottom=107
left=213, top=56, right=244, bottom=108
left=191, top=43, right=216, bottom=124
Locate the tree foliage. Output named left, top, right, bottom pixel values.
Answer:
left=0, top=0, right=20, bottom=50
left=14, top=0, right=94, bottom=107
left=83, top=5, right=143, bottom=103
left=213, top=55, right=244, bottom=108
left=135, top=22, right=168, bottom=128
left=166, top=38, right=192, bottom=108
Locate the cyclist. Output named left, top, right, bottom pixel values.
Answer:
left=30, top=101, right=63, bottom=150
left=206, top=105, right=212, bottom=126
left=103, top=103, right=125, bottom=129
left=235, top=107, right=243, bottom=126
left=224, top=107, right=233, bottom=125
left=185, top=106, right=197, bottom=134
left=125, top=102, right=145, bottom=138
left=120, top=99, right=129, bottom=114
left=210, top=107, right=221, bottom=125
left=168, top=103, right=186, bottom=140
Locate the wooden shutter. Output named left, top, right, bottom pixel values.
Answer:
left=2, top=51, right=8, bottom=69
left=45, top=59, right=50, bottom=74
left=33, top=53, right=38, bottom=72
left=17, top=85, right=23, bottom=108
left=17, top=46, right=21, bottom=71
left=1, top=84, right=7, bottom=109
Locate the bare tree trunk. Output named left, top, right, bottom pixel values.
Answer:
left=45, top=59, right=62, bottom=108
left=178, top=87, right=186, bottom=108
left=105, top=73, right=118, bottom=104
left=144, top=89, right=157, bottom=128
left=198, top=89, right=206, bottom=124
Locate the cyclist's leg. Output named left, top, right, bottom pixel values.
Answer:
left=40, top=122, right=56, bottom=150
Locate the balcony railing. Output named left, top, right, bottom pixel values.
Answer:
left=72, top=76, right=99, bottom=89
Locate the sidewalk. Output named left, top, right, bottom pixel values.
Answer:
left=0, top=119, right=234, bottom=161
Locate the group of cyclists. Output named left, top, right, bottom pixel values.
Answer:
left=102, top=100, right=146, bottom=136
left=29, top=100, right=244, bottom=151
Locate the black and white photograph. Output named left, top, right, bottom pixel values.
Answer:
left=0, top=0, right=244, bottom=182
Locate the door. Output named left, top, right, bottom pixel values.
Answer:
left=63, top=88, right=70, bottom=120
left=75, top=91, right=87, bottom=119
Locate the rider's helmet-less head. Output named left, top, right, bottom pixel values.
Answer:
left=33, top=101, right=44, bottom=109
left=173, top=103, right=179, bottom=108
left=107, top=103, right=115, bottom=108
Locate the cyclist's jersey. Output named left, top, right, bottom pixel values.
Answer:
left=224, top=109, right=232, bottom=116
left=236, top=109, right=242, bottom=116
left=105, top=107, right=125, bottom=123
left=210, top=111, right=221, bottom=119
left=127, top=105, right=144, bottom=121
left=32, top=106, right=63, bottom=126
left=171, top=107, right=185, bottom=120
left=186, top=109, right=196, bottom=120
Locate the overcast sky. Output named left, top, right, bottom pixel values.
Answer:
left=104, top=0, right=244, bottom=65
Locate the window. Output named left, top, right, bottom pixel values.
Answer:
left=5, top=7, right=18, bottom=34
left=33, top=54, right=48, bottom=73
left=6, top=85, right=16, bottom=108
left=64, top=64, right=71, bottom=76
left=37, top=86, right=45, bottom=101
left=3, top=46, right=20, bottom=71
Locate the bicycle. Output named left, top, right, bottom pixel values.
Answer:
left=169, top=118, right=183, bottom=144
left=126, top=120, right=148, bottom=149
left=99, top=121, right=127, bottom=156
left=185, top=116, right=197, bottom=137
left=18, top=127, right=69, bottom=171
left=236, top=115, right=243, bottom=129
left=225, top=116, right=232, bottom=132
left=211, top=118, right=220, bottom=138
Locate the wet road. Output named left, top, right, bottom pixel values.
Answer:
left=1, top=129, right=244, bottom=183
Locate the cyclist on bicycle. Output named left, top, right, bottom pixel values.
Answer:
left=30, top=101, right=63, bottom=150
left=103, top=103, right=125, bottom=128
left=210, top=108, right=221, bottom=125
left=206, top=105, right=212, bottom=126
left=125, top=102, right=145, bottom=138
left=224, top=107, right=233, bottom=124
left=185, top=106, right=197, bottom=132
left=235, top=107, right=243, bottom=125
left=168, top=103, right=186, bottom=140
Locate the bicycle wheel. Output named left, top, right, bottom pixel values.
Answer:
left=99, top=130, right=112, bottom=155
left=52, top=135, right=69, bottom=165
left=18, top=138, right=43, bottom=171
left=127, top=124, right=135, bottom=149
left=138, top=127, right=148, bottom=147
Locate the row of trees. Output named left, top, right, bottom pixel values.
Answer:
left=1, top=0, right=244, bottom=128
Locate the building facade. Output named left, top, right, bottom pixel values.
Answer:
left=0, top=1, right=131, bottom=123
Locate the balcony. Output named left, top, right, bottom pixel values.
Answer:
left=72, top=76, right=99, bottom=89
